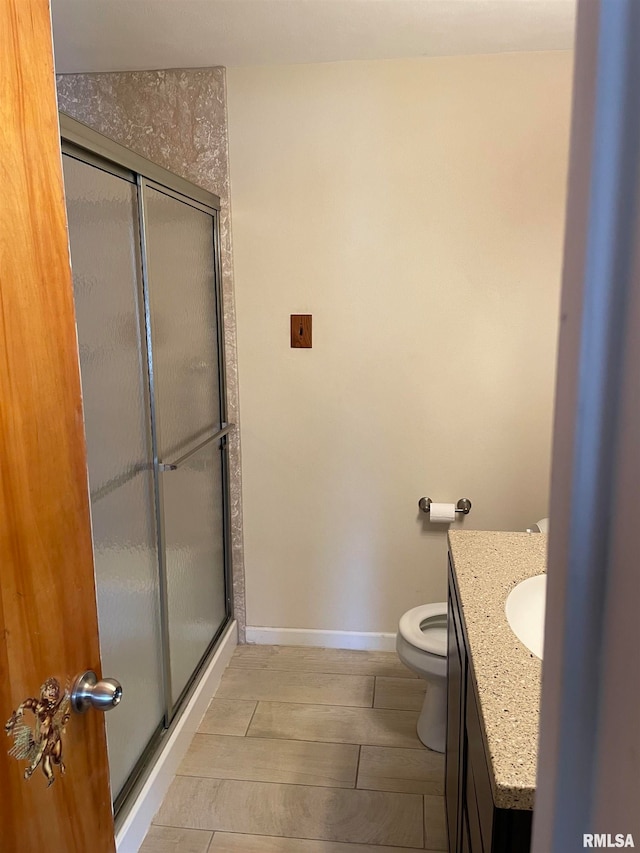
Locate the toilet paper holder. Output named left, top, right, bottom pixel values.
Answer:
left=418, top=497, right=472, bottom=515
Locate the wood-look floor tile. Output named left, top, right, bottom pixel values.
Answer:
left=374, top=677, right=426, bottom=711
left=230, top=645, right=417, bottom=678
left=424, top=794, right=448, bottom=851
left=139, top=826, right=212, bottom=853
left=357, top=745, right=444, bottom=795
left=179, top=733, right=359, bottom=788
left=154, top=777, right=424, bottom=848
left=217, top=667, right=374, bottom=707
left=209, top=832, right=426, bottom=852
left=198, top=698, right=257, bottom=736
left=248, top=701, right=423, bottom=749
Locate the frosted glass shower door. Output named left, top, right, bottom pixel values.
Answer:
left=62, top=155, right=165, bottom=799
left=143, top=184, right=228, bottom=708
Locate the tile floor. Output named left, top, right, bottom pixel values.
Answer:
left=141, top=645, right=448, bottom=852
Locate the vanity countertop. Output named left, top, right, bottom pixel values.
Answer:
left=447, top=530, right=546, bottom=811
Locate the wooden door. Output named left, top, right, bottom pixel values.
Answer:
left=0, top=2, right=115, bottom=851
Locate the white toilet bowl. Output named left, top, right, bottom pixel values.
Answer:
left=396, top=602, right=448, bottom=753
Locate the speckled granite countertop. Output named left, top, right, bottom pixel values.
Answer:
left=447, top=530, right=546, bottom=811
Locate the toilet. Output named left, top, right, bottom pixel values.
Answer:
left=396, top=602, right=448, bottom=753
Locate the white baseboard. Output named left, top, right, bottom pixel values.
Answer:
left=245, top=626, right=397, bottom=652
left=115, top=620, right=238, bottom=853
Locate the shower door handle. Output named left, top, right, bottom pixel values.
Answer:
left=158, top=423, right=235, bottom=471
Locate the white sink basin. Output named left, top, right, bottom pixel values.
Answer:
left=505, top=574, right=546, bottom=659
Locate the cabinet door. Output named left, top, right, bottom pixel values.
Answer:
left=461, top=809, right=472, bottom=853
left=446, top=575, right=466, bottom=853
left=465, top=741, right=486, bottom=853
left=466, top=673, right=495, bottom=853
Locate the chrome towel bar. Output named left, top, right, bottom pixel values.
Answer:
left=158, top=423, right=235, bottom=471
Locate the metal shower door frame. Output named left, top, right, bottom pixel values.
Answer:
left=138, top=174, right=232, bottom=719
left=60, top=113, right=233, bottom=813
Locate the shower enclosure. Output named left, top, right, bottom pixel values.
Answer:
left=60, top=115, right=232, bottom=811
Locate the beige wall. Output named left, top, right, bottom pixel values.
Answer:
left=227, top=52, right=573, bottom=634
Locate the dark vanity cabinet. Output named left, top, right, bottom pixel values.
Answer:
left=446, top=558, right=533, bottom=853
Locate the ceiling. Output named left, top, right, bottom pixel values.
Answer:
left=52, top=0, right=576, bottom=75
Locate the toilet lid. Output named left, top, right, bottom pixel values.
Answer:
left=398, top=603, right=447, bottom=656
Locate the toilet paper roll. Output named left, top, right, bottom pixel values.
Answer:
left=429, top=502, right=456, bottom=523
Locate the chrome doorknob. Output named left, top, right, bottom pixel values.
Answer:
left=71, top=670, right=123, bottom=713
